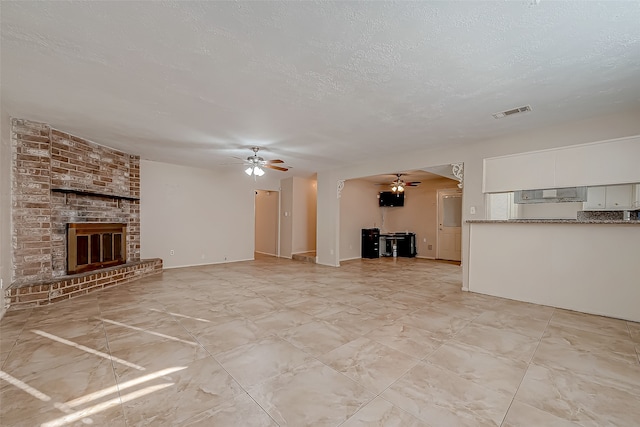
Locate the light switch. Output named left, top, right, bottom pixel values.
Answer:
left=470, top=206, right=476, bottom=214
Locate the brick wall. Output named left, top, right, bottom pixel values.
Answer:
left=11, top=119, right=141, bottom=284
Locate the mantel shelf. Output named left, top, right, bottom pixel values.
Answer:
left=51, top=187, right=139, bottom=201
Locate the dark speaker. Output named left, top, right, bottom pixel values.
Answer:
left=361, top=228, right=380, bottom=259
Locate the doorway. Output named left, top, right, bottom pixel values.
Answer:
left=437, top=188, right=462, bottom=261
left=254, top=190, right=279, bottom=257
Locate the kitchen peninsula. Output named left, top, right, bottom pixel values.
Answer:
left=467, top=218, right=640, bottom=322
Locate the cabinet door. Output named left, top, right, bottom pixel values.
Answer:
left=584, top=186, right=606, bottom=210
left=605, top=184, right=633, bottom=209
left=634, top=184, right=640, bottom=209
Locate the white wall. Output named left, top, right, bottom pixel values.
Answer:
left=317, top=108, right=640, bottom=291
left=339, top=180, right=380, bottom=261
left=469, top=222, right=640, bottom=322
left=292, top=177, right=317, bottom=254
left=0, top=112, right=11, bottom=318
left=140, top=160, right=280, bottom=268
left=255, top=190, right=279, bottom=256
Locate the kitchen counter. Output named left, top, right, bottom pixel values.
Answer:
left=467, top=219, right=640, bottom=322
left=467, top=219, right=640, bottom=225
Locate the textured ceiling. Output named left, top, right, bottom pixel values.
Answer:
left=2, top=1, right=640, bottom=177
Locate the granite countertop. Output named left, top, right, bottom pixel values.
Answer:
left=467, top=219, right=640, bottom=224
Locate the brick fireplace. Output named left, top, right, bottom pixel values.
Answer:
left=5, top=119, right=162, bottom=309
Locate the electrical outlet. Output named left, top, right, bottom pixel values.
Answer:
left=170, top=250, right=175, bottom=256
left=428, top=245, right=433, bottom=250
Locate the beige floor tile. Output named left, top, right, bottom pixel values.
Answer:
left=2, top=334, right=111, bottom=376
left=366, top=322, right=444, bottom=359
left=515, top=363, right=640, bottom=426
left=426, top=340, right=528, bottom=395
left=229, top=296, right=284, bottom=318
left=473, top=310, right=550, bottom=339
left=215, top=336, right=315, bottom=388
left=532, top=339, right=640, bottom=393
left=2, top=256, right=638, bottom=427
left=491, top=299, right=556, bottom=322
left=103, top=319, right=198, bottom=353
left=399, top=307, right=471, bottom=339
left=452, top=323, right=539, bottom=363
left=109, top=337, right=211, bottom=381
left=181, top=393, right=278, bottom=426
left=252, top=308, right=314, bottom=335
left=385, top=291, right=439, bottom=309
left=341, top=396, right=431, bottom=427
left=541, top=323, right=638, bottom=365
left=321, top=307, right=391, bottom=336
left=550, top=309, right=631, bottom=341
left=0, top=358, right=124, bottom=427
left=382, top=362, right=512, bottom=427
left=118, top=356, right=244, bottom=425
left=320, top=336, right=419, bottom=393
left=502, top=400, right=581, bottom=427
left=284, top=295, right=351, bottom=317
left=278, top=319, right=360, bottom=356
left=247, top=359, right=375, bottom=426
left=627, top=321, right=640, bottom=344
left=194, top=318, right=266, bottom=353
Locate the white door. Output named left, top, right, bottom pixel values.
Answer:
left=437, top=189, right=462, bottom=261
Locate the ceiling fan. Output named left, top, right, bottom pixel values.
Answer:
left=239, top=147, right=289, bottom=178
left=390, top=173, right=421, bottom=193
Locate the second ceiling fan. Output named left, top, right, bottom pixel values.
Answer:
left=390, top=173, right=420, bottom=193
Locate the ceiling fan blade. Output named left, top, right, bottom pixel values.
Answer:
left=406, top=181, right=421, bottom=186
left=265, top=159, right=284, bottom=164
left=264, top=164, right=288, bottom=172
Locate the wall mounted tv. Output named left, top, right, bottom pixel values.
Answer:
left=379, top=191, right=404, bottom=207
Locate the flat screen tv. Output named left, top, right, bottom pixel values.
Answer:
left=379, top=191, right=404, bottom=207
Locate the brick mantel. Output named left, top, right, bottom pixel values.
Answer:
left=11, top=119, right=141, bottom=285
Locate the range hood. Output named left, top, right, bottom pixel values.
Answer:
left=514, top=187, right=587, bottom=204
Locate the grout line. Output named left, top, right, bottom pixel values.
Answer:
left=497, top=308, right=556, bottom=427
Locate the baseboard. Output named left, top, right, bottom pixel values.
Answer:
left=255, top=251, right=277, bottom=256
left=164, top=258, right=254, bottom=269
left=416, top=256, right=436, bottom=260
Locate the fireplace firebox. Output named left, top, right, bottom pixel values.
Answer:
left=67, top=223, right=127, bottom=274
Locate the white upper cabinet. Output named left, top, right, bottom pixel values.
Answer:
left=584, top=185, right=634, bottom=210
left=483, top=151, right=555, bottom=193
left=483, top=135, right=640, bottom=193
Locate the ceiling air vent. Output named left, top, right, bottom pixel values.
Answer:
left=492, top=105, right=532, bottom=119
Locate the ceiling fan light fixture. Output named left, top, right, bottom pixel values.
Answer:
left=254, top=166, right=265, bottom=176
left=245, top=167, right=253, bottom=176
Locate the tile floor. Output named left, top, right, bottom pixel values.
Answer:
left=1, top=256, right=639, bottom=426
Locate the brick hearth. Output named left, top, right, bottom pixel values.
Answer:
left=5, top=259, right=163, bottom=309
